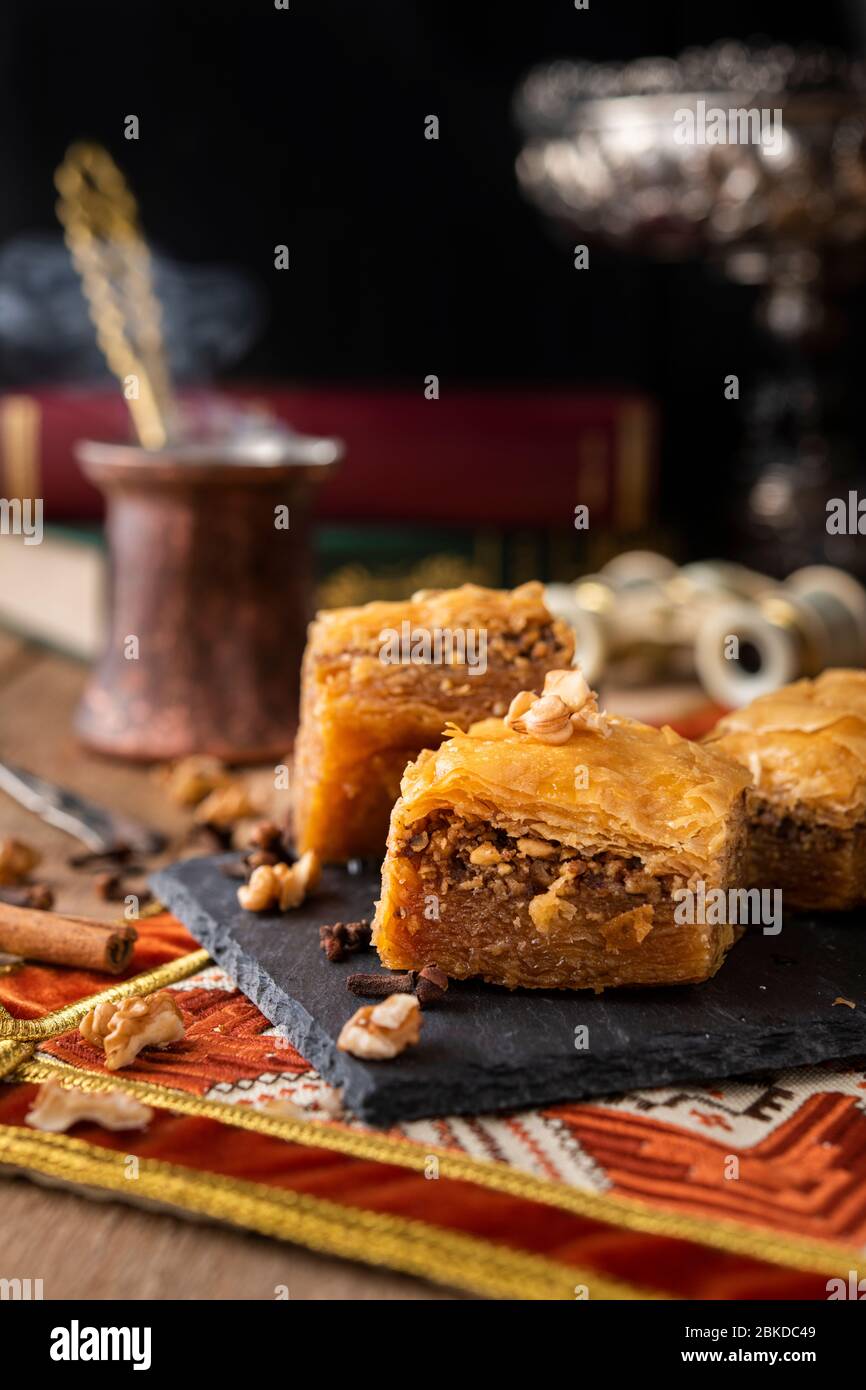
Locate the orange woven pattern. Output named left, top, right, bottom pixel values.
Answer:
left=1, top=910, right=863, bottom=1298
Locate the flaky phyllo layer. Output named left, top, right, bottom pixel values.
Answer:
left=389, top=716, right=750, bottom=884
left=706, top=669, right=866, bottom=826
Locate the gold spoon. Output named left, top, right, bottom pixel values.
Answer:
left=54, top=142, right=173, bottom=450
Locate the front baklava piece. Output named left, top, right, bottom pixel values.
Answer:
left=293, top=583, right=574, bottom=861
left=374, top=670, right=750, bottom=991
left=705, top=669, right=866, bottom=910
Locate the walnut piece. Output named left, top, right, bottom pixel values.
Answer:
left=505, top=689, right=536, bottom=727
left=162, top=755, right=231, bottom=807
left=543, top=667, right=610, bottom=737
left=259, top=1096, right=307, bottom=1121
left=0, top=838, right=41, bottom=886
left=527, top=863, right=586, bottom=932
left=469, top=843, right=502, bottom=866
left=238, top=864, right=277, bottom=910
left=516, top=837, right=557, bottom=859
left=520, top=693, right=574, bottom=744
left=543, top=667, right=592, bottom=709
left=25, top=1078, right=153, bottom=1132
left=601, top=905, right=655, bottom=951
left=528, top=888, right=577, bottom=933
left=237, top=852, right=321, bottom=912
left=337, top=993, right=422, bottom=1060
left=261, top=1088, right=345, bottom=1122
left=80, top=990, right=186, bottom=1070
left=505, top=666, right=610, bottom=744
left=194, top=781, right=259, bottom=828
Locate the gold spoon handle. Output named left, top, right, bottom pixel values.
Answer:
left=55, top=143, right=173, bottom=450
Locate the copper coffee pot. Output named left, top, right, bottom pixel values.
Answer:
left=75, top=423, right=340, bottom=762
left=54, top=142, right=342, bottom=761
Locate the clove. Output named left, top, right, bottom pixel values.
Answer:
left=415, top=964, right=448, bottom=1007
left=0, top=883, right=54, bottom=911
left=319, top=920, right=372, bottom=962
left=346, top=971, right=415, bottom=998
left=68, top=844, right=134, bottom=869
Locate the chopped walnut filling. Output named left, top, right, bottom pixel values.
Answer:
left=342, top=618, right=564, bottom=668
left=469, top=842, right=502, bottom=866
left=397, top=811, right=674, bottom=918
left=337, top=993, right=422, bottom=1060
left=516, top=837, right=557, bottom=859
left=25, top=1079, right=153, bottom=1132
left=529, top=882, right=577, bottom=932
left=80, top=990, right=186, bottom=1070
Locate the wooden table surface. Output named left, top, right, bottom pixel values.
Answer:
left=0, top=632, right=452, bottom=1300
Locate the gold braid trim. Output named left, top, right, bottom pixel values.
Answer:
left=0, top=1125, right=653, bottom=1301
left=0, top=1039, right=34, bottom=1079
left=0, top=949, right=210, bottom=1040
left=10, top=1056, right=858, bottom=1281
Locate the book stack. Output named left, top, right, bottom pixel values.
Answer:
left=0, top=385, right=656, bottom=656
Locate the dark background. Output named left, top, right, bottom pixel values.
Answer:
left=1, top=0, right=864, bottom=550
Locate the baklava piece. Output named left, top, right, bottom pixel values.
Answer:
left=705, top=669, right=866, bottom=910
left=374, top=671, right=750, bottom=991
left=293, top=583, right=574, bottom=861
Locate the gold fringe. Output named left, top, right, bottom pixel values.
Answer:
left=0, top=1125, right=652, bottom=1301
left=0, top=949, right=210, bottom=1040
left=10, top=1055, right=855, bottom=1280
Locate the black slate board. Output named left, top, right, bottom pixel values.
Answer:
left=153, top=855, right=866, bottom=1125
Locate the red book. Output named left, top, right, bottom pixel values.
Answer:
left=0, top=385, right=656, bottom=529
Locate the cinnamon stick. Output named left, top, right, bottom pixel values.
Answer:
left=0, top=902, right=137, bottom=974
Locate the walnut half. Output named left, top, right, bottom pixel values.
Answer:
left=25, top=1079, right=153, bottom=1132
left=505, top=666, right=610, bottom=744
left=517, top=693, right=574, bottom=744
left=0, top=837, right=41, bottom=886
left=161, top=755, right=231, bottom=807
left=337, top=993, right=422, bottom=1060
left=237, top=852, right=321, bottom=912
left=80, top=990, right=186, bottom=1070
left=194, top=782, right=258, bottom=828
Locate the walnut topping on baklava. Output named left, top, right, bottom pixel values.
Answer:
left=505, top=667, right=610, bottom=743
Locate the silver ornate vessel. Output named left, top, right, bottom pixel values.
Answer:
left=515, top=42, right=866, bottom=575
left=516, top=41, right=866, bottom=338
